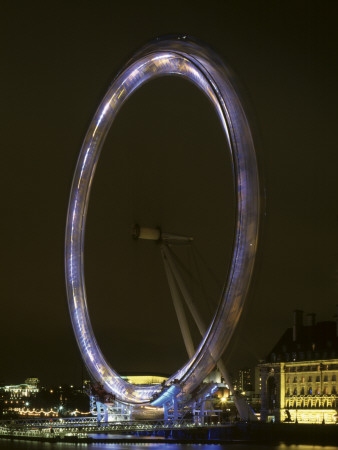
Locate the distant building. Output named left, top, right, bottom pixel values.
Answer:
left=260, top=310, right=338, bottom=424
left=1, top=382, right=89, bottom=418
left=254, top=366, right=262, bottom=396
left=237, top=368, right=253, bottom=392
left=2, top=383, right=39, bottom=398
left=25, top=378, right=39, bottom=387
left=0, top=381, right=40, bottom=417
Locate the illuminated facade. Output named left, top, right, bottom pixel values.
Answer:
left=1, top=383, right=90, bottom=418
left=1, top=382, right=40, bottom=417
left=121, top=375, right=168, bottom=385
left=260, top=310, right=338, bottom=424
left=2, top=383, right=39, bottom=398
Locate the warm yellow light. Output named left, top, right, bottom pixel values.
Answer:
left=221, top=397, right=227, bottom=403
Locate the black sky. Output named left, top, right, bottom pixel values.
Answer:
left=1, top=0, right=338, bottom=385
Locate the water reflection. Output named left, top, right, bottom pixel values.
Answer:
left=0, top=439, right=337, bottom=450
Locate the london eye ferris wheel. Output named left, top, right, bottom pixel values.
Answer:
left=65, top=36, right=260, bottom=409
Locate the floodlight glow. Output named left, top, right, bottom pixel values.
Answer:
left=65, top=36, right=260, bottom=406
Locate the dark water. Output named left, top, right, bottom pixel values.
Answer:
left=0, top=440, right=337, bottom=450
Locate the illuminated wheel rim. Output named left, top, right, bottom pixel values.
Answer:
left=65, top=36, right=260, bottom=406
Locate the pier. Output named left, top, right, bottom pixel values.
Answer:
left=1, top=417, right=338, bottom=445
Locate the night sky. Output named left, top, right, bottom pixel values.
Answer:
left=1, top=1, right=338, bottom=386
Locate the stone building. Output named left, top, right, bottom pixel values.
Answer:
left=260, top=310, right=338, bottom=424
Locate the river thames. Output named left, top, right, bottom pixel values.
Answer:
left=0, top=440, right=337, bottom=450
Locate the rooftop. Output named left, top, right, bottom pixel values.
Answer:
left=265, top=310, right=338, bottom=363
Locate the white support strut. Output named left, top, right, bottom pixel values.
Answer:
left=162, top=245, right=207, bottom=336
left=161, top=245, right=195, bottom=360
left=163, top=244, right=257, bottom=421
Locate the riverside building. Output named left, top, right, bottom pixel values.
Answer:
left=260, top=310, right=338, bottom=424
